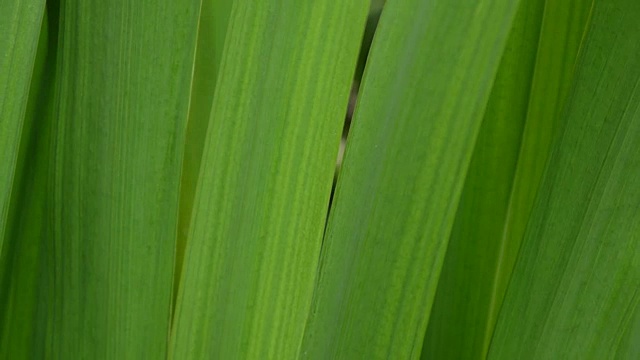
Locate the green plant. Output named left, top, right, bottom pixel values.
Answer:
left=1, top=0, right=638, bottom=359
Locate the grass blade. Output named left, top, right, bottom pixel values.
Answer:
left=170, top=1, right=369, bottom=358
left=44, top=1, right=200, bottom=357
left=423, top=0, right=592, bottom=358
left=489, top=1, right=640, bottom=357
left=300, top=0, right=520, bottom=358
left=0, top=8, right=52, bottom=358
left=0, top=0, right=46, bottom=249
left=174, top=0, right=233, bottom=307
left=498, top=0, right=593, bottom=270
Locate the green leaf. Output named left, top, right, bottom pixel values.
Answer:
left=489, top=0, right=640, bottom=357
left=299, top=0, right=521, bottom=358
left=498, top=0, right=593, bottom=273
left=169, top=1, right=369, bottom=358
left=0, top=8, right=52, bottom=359
left=42, top=1, right=201, bottom=358
left=174, top=0, right=233, bottom=309
left=422, top=0, right=546, bottom=357
left=422, top=0, right=592, bottom=358
left=0, top=0, right=46, bottom=250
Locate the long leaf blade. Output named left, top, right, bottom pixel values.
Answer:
left=0, top=7, right=52, bottom=358
left=44, top=1, right=201, bottom=357
left=170, top=1, right=369, bottom=358
left=499, top=0, right=593, bottom=272
left=174, top=0, right=233, bottom=309
left=300, top=0, right=520, bottom=358
left=489, top=1, right=640, bottom=357
left=423, top=0, right=592, bottom=358
left=422, top=0, right=546, bottom=357
left=0, top=0, right=46, bottom=249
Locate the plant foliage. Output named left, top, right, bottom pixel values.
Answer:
left=0, top=0, right=638, bottom=359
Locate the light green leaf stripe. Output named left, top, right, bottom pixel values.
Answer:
left=423, top=0, right=593, bottom=359
left=299, top=0, right=521, bottom=358
left=422, top=0, right=546, bottom=358
left=0, top=0, right=46, bottom=251
left=45, top=0, right=201, bottom=358
left=169, top=0, right=369, bottom=359
left=489, top=0, right=640, bottom=357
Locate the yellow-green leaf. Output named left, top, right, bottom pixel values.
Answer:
left=170, top=1, right=369, bottom=358
left=300, top=0, right=520, bottom=358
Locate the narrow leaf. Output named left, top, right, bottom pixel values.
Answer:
left=0, top=0, right=46, bottom=249
left=300, top=0, right=520, bottom=358
left=423, top=0, right=592, bottom=358
left=170, top=1, right=369, bottom=358
left=43, top=1, right=201, bottom=357
left=489, top=1, right=640, bottom=357
left=499, top=0, right=593, bottom=273
left=0, top=8, right=52, bottom=358
left=174, top=0, right=233, bottom=307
